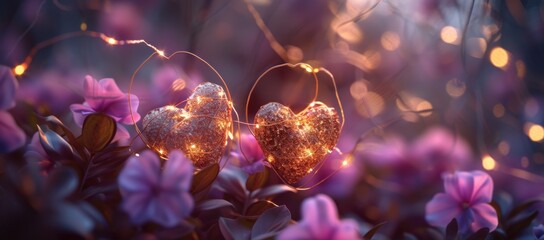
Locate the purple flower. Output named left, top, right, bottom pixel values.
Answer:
left=230, top=133, right=265, bottom=174
left=118, top=150, right=194, bottom=227
left=0, top=65, right=26, bottom=153
left=425, top=170, right=498, bottom=232
left=70, top=75, right=140, bottom=141
left=534, top=224, right=544, bottom=240
left=0, top=66, right=17, bottom=110
left=278, top=194, right=360, bottom=240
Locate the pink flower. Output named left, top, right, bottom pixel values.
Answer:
left=278, top=194, right=360, bottom=240
left=425, top=171, right=498, bottom=232
left=535, top=224, right=544, bottom=240
left=70, top=75, right=140, bottom=141
left=230, top=133, right=265, bottom=174
left=118, top=150, right=194, bottom=227
left=0, top=65, right=17, bottom=110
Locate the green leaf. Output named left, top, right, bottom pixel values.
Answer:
left=363, top=221, right=386, bottom=240
left=79, top=113, right=116, bottom=153
left=251, top=205, right=291, bottom=240
left=191, top=163, right=220, bottom=194
left=246, top=168, right=269, bottom=192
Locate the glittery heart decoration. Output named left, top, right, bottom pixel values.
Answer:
left=254, top=101, right=340, bottom=184
left=142, top=82, right=232, bottom=168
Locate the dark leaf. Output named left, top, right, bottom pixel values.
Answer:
left=246, top=168, right=269, bottom=192
left=44, top=115, right=77, bottom=142
left=506, top=199, right=540, bottom=220
left=46, top=168, right=79, bottom=200
left=445, top=218, right=458, bottom=240
left=86, top=155, right=127, bottom=180
left=219, top=217, right=251, bottom=240
left=466, top=227, right=489, bottom=240
left=38, top=125, right=76, bottom=159
left=81, top=183, right=118, bottom=199
left=252, top=184, right=296, bottom=199
left=246, top=200, right=277, bottom=216
left=51, top=203, right=94, bottom=237
left=403, top=233, right=419, bottom=240
left=490, top=201, right=503, bottom=222
left=251, top=205, right=291, bottom=240
left=77, top=201, right=107, bottom=226
left=79, top=113, right=116, bottom=153
left=191, top=163, right=220, bottom=194
left=489, top=228, right=507, bottom=240
left=505, top=211, right=538, bottom=238
left=92, top=146, right=131, bottom=164
left=363, top=221, right=387, bottom=240
left=156, top=220, right=195, bottom=239
left=197, top=199, right=235, bottom=211
left=216, top=169, right=247, bottom=201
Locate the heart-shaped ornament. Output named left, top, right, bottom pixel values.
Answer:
left=254, top=102, right=340, bottom=184
left=142, top=82, right=232, bottom=168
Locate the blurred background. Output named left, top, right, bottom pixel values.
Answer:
left=1, top=0, right=544, bottom=237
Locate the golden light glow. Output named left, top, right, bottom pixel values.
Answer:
left=440, top=26, right=459, bottom=45
left=381, top=31, right=400, bottom=51
left=228, top=131, right=234, bottom=140
left=355, top=91, right=384, bottom=118
left=13, top=64, right=26, bottom=76
left=80, top=22, right=87, bottom=31
left=255, top=124, right=260, bottom=129
left=107, top=37, right=118, bottom=45
left=342, top=159, right=348, bottom=167
left=350, top=80, right=368, bottom=100
left=493, top=104, right=505, bottom=118
left=307, top=168, right=313, bottom=173
left=490, top=47, right=509, bottom=68
left=416, top=101, right=433, bottom=117
left=135, top=153, right=140, bottom=157
left=157, top=50, right=166, bottom=57
left=525, top=123, right=544, bottom=142
left=191, top=144, right=197, bottom=149
left=335, top=22, right=363, bottom=43
left=158, top=149, right=165, bottom=155
left=172, top=78, right=186, bottom=91
left=482, top=155, right=497, bottom=170
left=304, top=148, right=313, bottom=156
left=446, top=78, right=466, bottom=98
left=267, top=155, right=274, bottom=162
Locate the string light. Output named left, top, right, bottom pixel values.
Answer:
left=482, top=155, right=497, bottom=170
left=12, top=31, right=168, bottom=77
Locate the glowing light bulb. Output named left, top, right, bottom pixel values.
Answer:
left=525, top=123, right=544, bottom=142
left=157, top=50, right=165, bottom=57
left=107, top=37, right=118, bottom=45
left=490, top=47, right=509, bottom=68
left=135, top=153, right=140, bottom=157
left=307, top=168, right=313, bottom=173
left=342, top=160, right=348, bottom=167
left=440, top=26, right=459, bottom=45
left=13, top=64, right=26, bottom=76
left=482, top=155, right=496, bottom=170
left=191, top=144, right=196, bottom=149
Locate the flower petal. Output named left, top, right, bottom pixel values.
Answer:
left=425, top=193, right=461, bottom=227
left=0, top=111, right=26, bottom=153
left=0, top=65, right=18, bottom=110
left=69, top=103, right=95, bottom=127
left=162, top=150, right=194, bottom=191
left=469, top=171, right=493, bottom=203
left=118, top=150, right=160, bottom=193
left=470, top=203, right=498, bottom=231
left=277, top=223, right=314, bottom=240
left=301, top=194, right=339, bottom=237
left=444, top=171, right=474, bottom=202
left=332, top=219, right=361, bottom=240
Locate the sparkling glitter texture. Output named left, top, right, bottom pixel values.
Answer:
left=142, top=82, right=232, bottom=168
left=254, top=101, right=340, bottom=184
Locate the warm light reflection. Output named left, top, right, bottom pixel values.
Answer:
left=445, top=78, right=466, bottom=98
left=350, top=80, right=368, bottom=100
left=482, top=155, right=497, bottom=170
left=468, top=38, right=487, bottom=58
left=172, top=78, right=186, bottom=91
left=80, top=22, right=87, bottom=31
left=525, top=123, right=544, bottom=142
left=493, top=104, right=505, bottom=118
left=440, top=26, right=459, bottom=44
left=490, top=47, right=509, bottom=68
left=516, top=60, right=526, bottom=78
left=380, top=31, right=400, bottom=51
left=498, top=141, right=510, bottom=155
left=355, top=91, right=384, bottom=118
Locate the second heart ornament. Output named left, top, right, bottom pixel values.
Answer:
left=253, top=101, right=340, bottom=184
left=142, top=82, right=232, bottom=168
